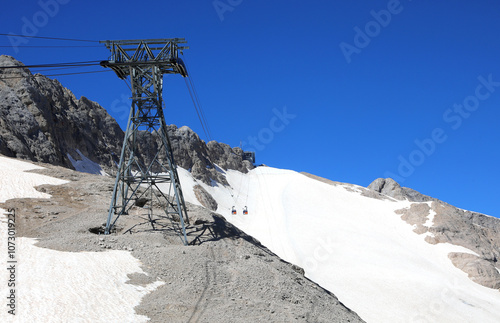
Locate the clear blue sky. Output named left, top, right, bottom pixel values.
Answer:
left=1, top=0, right=499, bottom=217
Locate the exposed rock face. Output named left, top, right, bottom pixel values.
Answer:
left=368, top=178, right=436, bottom=202
left=134, top=125, right=253, bottom=185
left=207, top=141, right=252, bottom=173
left=396, top=202, right=431, bottom=235
left=168, top=126, right=253, bottom=184
left=0, top=55, right=123, bottom=173
left=193, top=184, right=218, bottom=211
left=0, top=56, right=253, bottom=185
left=426, top=202, right=500, bottom=264
left=449, top=252, right=500, bottom=290
left=368, top=177, right=500, bottom=291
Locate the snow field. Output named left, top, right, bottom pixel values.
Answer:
left=178, top=165, right=500, bottom=323
left=67, top=149, right=108, bottom=176
left=0, top=156, right=163, bottom=323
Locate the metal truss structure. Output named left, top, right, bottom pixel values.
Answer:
left=100, top=38, right=190, bottom=245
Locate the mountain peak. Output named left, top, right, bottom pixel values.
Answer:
left=0, top=54, right=22, bottom=65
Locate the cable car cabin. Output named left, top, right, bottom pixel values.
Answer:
left=231, top=207, right=237, bottom=215
left=243, top=206, right=248, bottom=215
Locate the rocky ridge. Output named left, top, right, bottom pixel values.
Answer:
left=0, top=55, right=252, bottom=185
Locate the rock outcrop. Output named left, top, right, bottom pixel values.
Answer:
left=134, top=125, right=253, bottom=185
left=168, top=125, right=253, bottom=184
left=425, top=202, right=500, bottom=290
left=367, top=177, right=436, bottom=202
left=0, top=55, right=123, bottom=173
left=193, top=184, right=218, bottom=211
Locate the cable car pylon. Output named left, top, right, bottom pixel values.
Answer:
left=100, top=38, right=190, bottom=245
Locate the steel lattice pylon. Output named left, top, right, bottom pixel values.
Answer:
left=100, top=38, right=190, bottom=245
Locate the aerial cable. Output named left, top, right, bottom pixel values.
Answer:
left=233, top=167, right=252, bottom=214
left=41, top=70, right=111, bottom=77
left=255, top=171, right=279, bottom=247
left=184, top=77, right=209, bottom=139
left=223, top=169, right=252, bottom=216
left=189, top=76, right=212, bottom=140
left=184, top=77, right=210, bottom=141
left=234, top=169, right=245, bottom=202
left=244, top=172, right=251, bottom=206
left=225, top=182, right=240, bottom=214
left=182, top=58, right=213, bottom=141
left=27, top=65, right=98, bottom=73
left=186, top=63, right=212, bottom=140
left=187, top=75, right=213, bottom=141
left=189, top=76, right=213, bottom=140
left=0, top=70, right=111, bottom=80
left=0, top=45, right=101, bottom=48
left=182, top=59, right=246, bottom=212
left=0, top=33, right=98, bottom=43
left=0, top=60, right=102, bottom=69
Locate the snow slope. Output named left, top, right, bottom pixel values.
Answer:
left=0, top=156, right=162, bottom=323
left=67, top=149, right=108, bottom=176
left=177, top=166, right=500, bottom=323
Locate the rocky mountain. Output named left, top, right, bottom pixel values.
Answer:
left=0, top=55, right=123, bottom=173
left=0, top=55, right=252, bottom=184
left=2, top=55, right=500, bottom=322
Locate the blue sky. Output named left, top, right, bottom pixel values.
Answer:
left=1, top=0, right=499, bottom=217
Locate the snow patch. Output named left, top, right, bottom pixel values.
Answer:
left=213, top=163, right=226, bottom=174
left=0, top=156, right=163, bottom=323
left=424, top=201, right=436, bottom=227
left=67, top=149, right=107, bottom=176
left=209, top=178, right=219, bottom=187
left=423, top=231, right=436, bottom=239
left=0, top=155, right=68, bottom=203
